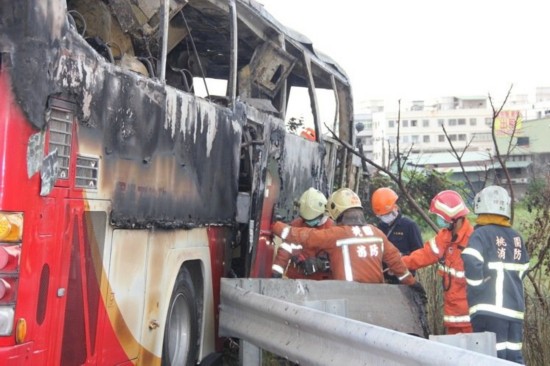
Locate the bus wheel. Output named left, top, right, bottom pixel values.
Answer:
left=162, top=268, right=199, bottom=366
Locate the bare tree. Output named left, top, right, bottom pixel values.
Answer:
left=488, top=84, right=520, bottom=222
left=326, top=118, right=439, bottom=233
left=441, top=125, right=478, bottom=197
left=329, top=87, right=525, bottom=230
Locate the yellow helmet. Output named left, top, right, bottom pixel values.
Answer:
left=299, top=188, right=327, bottom=221
left=327, top=188, right=362, bottom=220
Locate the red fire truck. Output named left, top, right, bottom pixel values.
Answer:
left=0, top=0, right=357, bottom=364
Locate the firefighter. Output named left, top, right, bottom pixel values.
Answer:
left=462, top=186, right=529, bottom=363
left=371, top=187, right=423, bottom=283
left=401, top=190, right=473, bottom=334
left=271, top=188, right=416, bottom=285
left=271, top=187, right=333, bottom=280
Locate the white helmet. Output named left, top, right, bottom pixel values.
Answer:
left=474, top=185, right=511, bottom=219
left=299, top=188, right=327, bottom=221
left=327, top=188, right=362, bottom=220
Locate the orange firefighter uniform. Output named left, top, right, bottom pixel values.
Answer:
left=272, top=222, right=415, bottom=285
left=402, top=219, right=474, bottom=333
left=272, top=217, right=334, bottom=280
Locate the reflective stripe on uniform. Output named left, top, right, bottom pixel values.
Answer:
left=272, top=264, right=284, bottom=274
left=280, top=226, right=290, bottom=240
left=398, top=271, right=412, bottom=281
left=496, top=341, right=523, bottom=351
left=466, top=278, right=483, bottom=286
left=437, top=264, right=465, bottom=278
left=462, top=247, right=484, bottom=262
left=469, top=303, right=525, bottom=320
left=336, top=237, right=383, bottom=246
left=340, top=244, right=353, bottom=281
left=488, top=262, right=530, bottom=271
left=443, top=314, right=470, bottom=323
left=487, top=261, right=530, bottom=307
left=488, top=262, right=529, bottom=272
left=428, top=238, right=439, bottom=255
left=280, top=243, right=302, bottom=253
left=280, top=243, right=293, bottom=253
left=460, top=247, right=483, bottom=286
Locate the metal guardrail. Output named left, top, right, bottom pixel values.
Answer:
left=219, top=278, right=517, bottom=366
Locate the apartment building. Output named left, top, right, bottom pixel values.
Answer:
left=356, top=88, right=550, bottom=168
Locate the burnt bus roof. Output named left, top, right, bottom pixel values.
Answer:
left=0, top=0, right=352, bottom=130
left=0, top=0, right=355, bottom=228
left=236, top=0, right=350, bottom=85
left=110, top=0, right=350, bottom=90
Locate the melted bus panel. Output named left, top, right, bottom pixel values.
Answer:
left=0, top=0, right=355, bottom=364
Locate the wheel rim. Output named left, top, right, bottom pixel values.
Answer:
left=166, top=292, right=192, bottom=364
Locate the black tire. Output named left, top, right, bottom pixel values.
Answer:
left=162, top=268, right=199, bottom=366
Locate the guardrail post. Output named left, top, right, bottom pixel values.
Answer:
left=240, top=339, right=261, bottom=366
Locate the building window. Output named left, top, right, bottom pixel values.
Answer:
left=473, top=132, right=492, bottom=141
left=458, top=134, right=467, bottom=141
left=388, top=120, right=395, bottom=128
left=438, top=119, right=445, bottom=127
left=458, top=118, right=466, bottom=125
left=517, top=137, right=529, bottom=146
left=449, top=134, right=457, bottom=141
left=411, top=120, right=418, bottom=127
left=423, top=135, right=430, bottom=143
left=448, top=119, right=457, bottom=126
left=422, top=119, right=429, bottom=127
left=469, top=118, right=477, bottom=126
left=438, top=135, right=445, bottom=142
left=411, top=135, right=419, bottom=143
left=485, top=117, right=493, bottom=126
left=403, top=120, right=409, bottom=127
left=402, top=135, right=410, bottom=143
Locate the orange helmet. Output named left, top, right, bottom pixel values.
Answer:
left=371, top=187, right=399, bottom=216
left=429, top=190, right=469, bottom=222
left=300, top=127, right=316, bottom=141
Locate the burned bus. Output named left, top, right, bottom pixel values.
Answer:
left=0, top=0, right=356, bottom=364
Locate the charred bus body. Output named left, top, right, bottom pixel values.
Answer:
left=0, top=0, right=356, bottom=364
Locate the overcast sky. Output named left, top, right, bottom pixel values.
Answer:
left=258, top=0, right=550, bottom=106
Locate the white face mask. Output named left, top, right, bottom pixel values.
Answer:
left=378, top=211, right=398, bottom=224
left=305, top=214, right=329, bottom=227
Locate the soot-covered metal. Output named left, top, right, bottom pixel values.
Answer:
left=0, top=0, right=243, bottom=228
left=1, top=0, right=352, bottom=232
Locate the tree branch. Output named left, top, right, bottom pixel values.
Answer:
left=325, top=123, right=439, bottom=233
left=489, top=84, right=515, bottom=222
left=442, top=125, right=477, bottom=198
